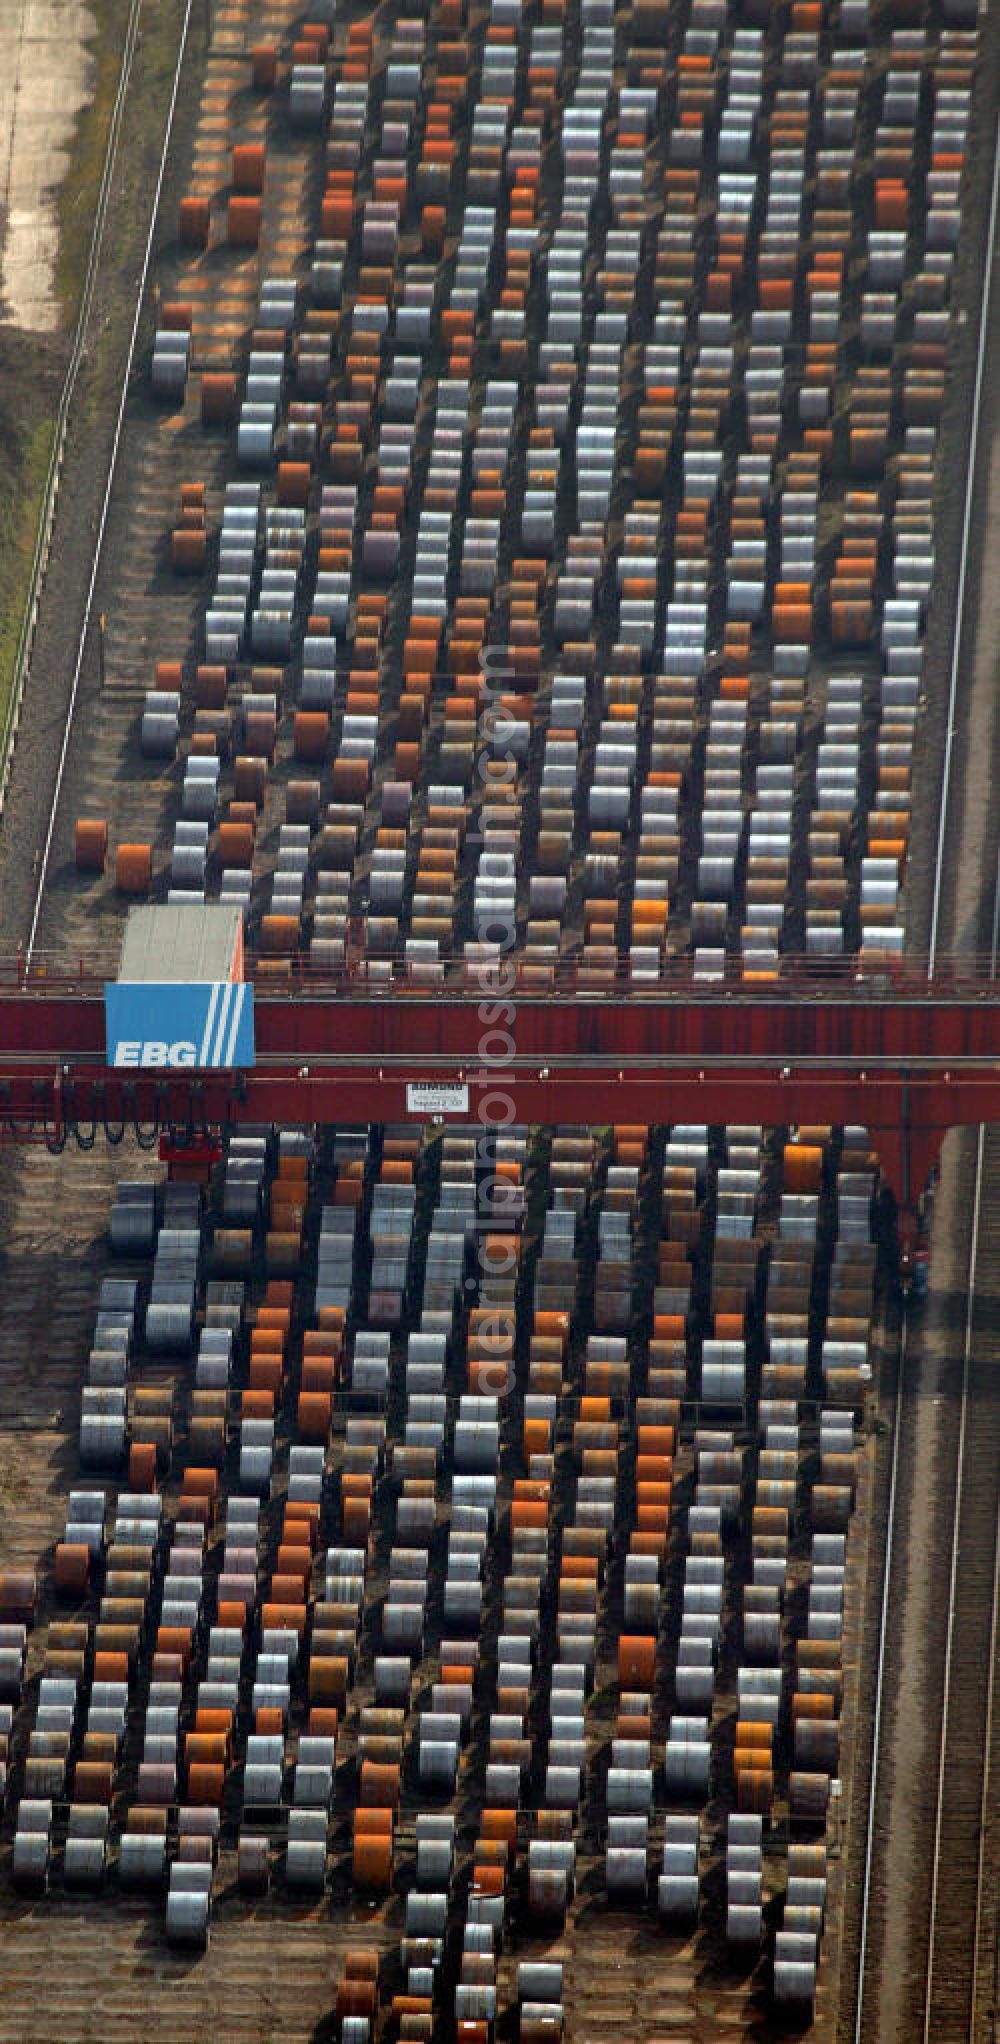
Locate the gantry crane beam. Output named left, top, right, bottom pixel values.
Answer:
left=1, top=968, right=999, bottom=1203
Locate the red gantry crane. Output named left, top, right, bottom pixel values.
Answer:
left=2, top=921, right=999, bottom=1238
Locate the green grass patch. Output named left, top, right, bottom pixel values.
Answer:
left=0, top=0, right=198, bottom=732
left=55, top=0, right=196, bottom=324
left=0, top=345, right=61, bottom=729
left=0, top=0, right=131, bottom=729
left=53, top=0, right=133, bottom=325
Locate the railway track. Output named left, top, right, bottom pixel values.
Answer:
left=854, top=1115, right=1000, bottom=2044
left=0, top=0, right=149, bottom=830
left=27, top=0, right=310, bottom=968
left=923, top=1118, right=1000, bottom=2043
left=852, top=83, right=1000, bottom=2044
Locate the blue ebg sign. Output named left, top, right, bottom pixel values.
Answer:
left=105, top=982, right=256, bottom=1069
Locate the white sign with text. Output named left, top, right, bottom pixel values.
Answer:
left=406, top=1082, right=470, bottom=1115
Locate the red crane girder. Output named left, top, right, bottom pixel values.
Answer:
left=1, top=959, right=999, bottom=1202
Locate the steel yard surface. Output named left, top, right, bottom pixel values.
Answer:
left=0, top=0, right=995, bottom=2039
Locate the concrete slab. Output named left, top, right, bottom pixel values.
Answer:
left=0, top=0, right=95, bottom=330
